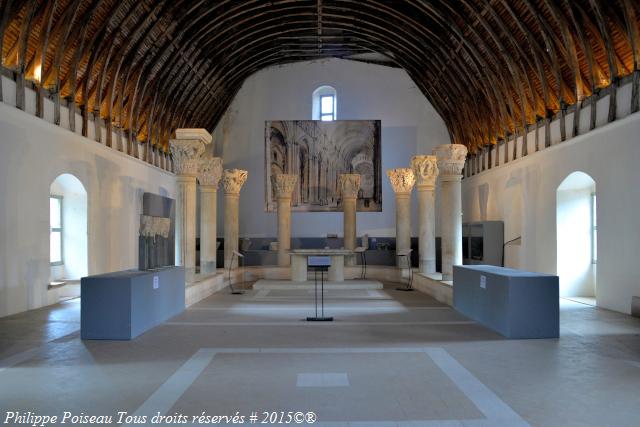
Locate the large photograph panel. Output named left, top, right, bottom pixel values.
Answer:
left=265, top=120, right=381, bottom=212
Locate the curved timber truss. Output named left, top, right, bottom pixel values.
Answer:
left=0, top=0, right=639, bottom=159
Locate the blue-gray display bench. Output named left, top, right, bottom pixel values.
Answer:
left=453, top=265, right=559, bottom=339
left=81, top=267, right=185, bottom=340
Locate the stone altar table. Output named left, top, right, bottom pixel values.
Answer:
left=290, top=249, right=354, bottom=282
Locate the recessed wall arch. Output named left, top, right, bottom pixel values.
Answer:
left=49, top=173, right=88, bottom=296
left=556, top=171, right=597, bottom=301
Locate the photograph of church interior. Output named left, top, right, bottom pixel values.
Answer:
left=1, top=1, right=640, bottom=426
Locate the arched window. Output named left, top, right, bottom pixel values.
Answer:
left=49, top=196, right=63, bottom=265
left=312, top=86, right=337, bottom=121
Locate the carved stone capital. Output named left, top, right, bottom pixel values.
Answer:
left=411, top=155, right=439, bottom=188
left=387, top=168, right=415, bottom=194
left=272, top=173, right=297, bottom=198
left=175, top=128, right=212, bottom=145
left=198, top=157, right=223, bottom=187
left=169, top=139, right=205, bottom=176
left=339, top=174, right=361, bottom=199
left=433, top=144, right=468, bottom=176
left=222, top=169, right=248, bottom=194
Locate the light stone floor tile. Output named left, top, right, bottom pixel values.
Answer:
left=296, top=373, right=350, bottom=387
left=169, top=352, right=483, bottom=422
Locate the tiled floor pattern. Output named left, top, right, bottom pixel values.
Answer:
left=1, top=284, right=639, bottom=426
left=124, top=347, right=528, bottom=426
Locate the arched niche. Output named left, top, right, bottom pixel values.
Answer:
left=49, top=173, right=88, bottom=287
left=556, top=171, right=597, bottom=302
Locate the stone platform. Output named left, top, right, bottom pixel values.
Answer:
left=413, top=272, right=453, bottom=306
left=253, top=279, right=383, bottom=290
left=185, top=272, right=226, bottom=307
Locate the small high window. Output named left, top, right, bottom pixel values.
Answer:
left=312, top=86, right=337, bottom=121
left=320, top=94, right=335, bottom=121
left=50, top=196, right=63, bottom=265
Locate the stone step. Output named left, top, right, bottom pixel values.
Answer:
left=253, top=279, right=383, bottom=290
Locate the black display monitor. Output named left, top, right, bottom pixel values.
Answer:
left=470, top=237, right=484, bottom=261
left=462, top=236, right=469, bottom=259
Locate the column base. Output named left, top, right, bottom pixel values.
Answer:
left=277, top=253, right=291, bottom=267
left=419, top=259, right=436, bottom=275
left=224, top=259, right=239, bottom=270
left=345, top=254, right=357, bottom=267
left=200, top=261, right=217, bottom=275
left=185, top=267, right=197, bottom=283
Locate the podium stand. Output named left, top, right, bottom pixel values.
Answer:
left=306, top=256, right=333, bottom=322
left=228, top=250, right=245, bottom=295
left=396, top=249, right=414, bottom=291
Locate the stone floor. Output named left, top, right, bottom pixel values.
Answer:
left=562, top=296, right=597, bottom=307
left=1, top=283, right=639, bottom=426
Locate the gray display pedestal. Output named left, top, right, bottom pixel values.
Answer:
left=453, top=265, right=559, bottom=339
left=81, top=267, right=185, bottom=340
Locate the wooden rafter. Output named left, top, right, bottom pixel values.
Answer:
left=0, top=0, right=638, bottom=156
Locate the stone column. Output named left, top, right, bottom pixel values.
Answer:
left=272, top=173, right=297, bottom=267
left=411, top=155, right=439, bottom=275
left=434, top=144, right=468, bottom=280
left=197, top=157, right=223, bottom=274
left=339, top=174, right=360, bottom=266
left=169, top=129, right=211, bottom=281
left=387, top=168, right=416, bottom=267
left=222, top=169, right=248, bottom=269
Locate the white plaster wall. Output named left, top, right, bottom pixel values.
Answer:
left=462, top=111, right=640, bottom=314
left=0, top=102, right=176, bottom=318
left=211, top=58, right=449, bottom=238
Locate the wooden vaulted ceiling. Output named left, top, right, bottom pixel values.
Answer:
left=1, top=0, right=639, bottom=155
